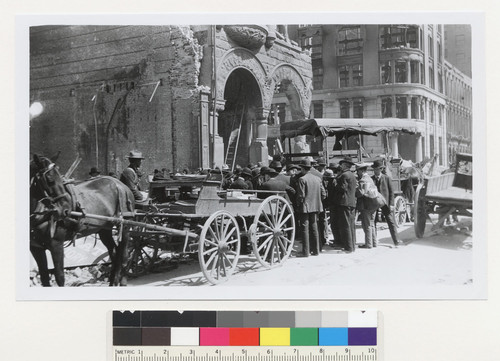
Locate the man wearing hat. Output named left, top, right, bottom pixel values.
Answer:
left=371, top=159, right=401, bottom=246
left=334, top=157, right=357, bottom=253
left=295, top=159, right=326, bottom=256
left=311, top=157, right=328, bottom=251
left=355, top=162, right=381, bottom=248
left=88, top=167, right=101, bottom=179
left=258, top=167, right=288, bottom=199
left=120, top=150, right=146, bottom=201
left=230, top=167, right=253, bottom=190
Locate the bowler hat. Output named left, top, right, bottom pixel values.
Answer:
left=328, top=162, right=340, bottom=170
left=339, top=156, right=355, bottom=166
left=267, top=167, right=279, bottom=176
left=260, top=166, right=271, bottom=175
left=89, top=167, right=101, bottom=176
left=324, top=169, right=335, bottom=178
left=299, top=159, right=312, bottom=169
left=372, top=159, right=385, bottom=169
left=316, top=157, right=326, bottom=166
left=269, top=160, right=283, bottom=170
left=287, top=163, right=301, bottom=171
left=241, top=167, right=253, bottom=177
left=127, top=150, right=145, bottom=159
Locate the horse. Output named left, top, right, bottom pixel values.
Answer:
left=30, top=154, right=135, bottom=286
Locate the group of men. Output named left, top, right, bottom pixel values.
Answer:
left=89, top=150, right=402, bottom=256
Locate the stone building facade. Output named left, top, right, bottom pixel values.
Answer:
left=292, top=24, right=472, bottom=165
left=30, top=25, right=312, bottom=180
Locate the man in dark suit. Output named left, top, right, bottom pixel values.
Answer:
left=258, top=167, right=288, bottom=199
left=296, top=159, right=326, bottom=256
left=334, top=157, right=357, bottom=253
left=372, top=160, right=401, bottom=246
left=310, top=157, right=328, bottom=251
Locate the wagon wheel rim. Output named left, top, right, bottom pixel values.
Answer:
left=394, top=196, right=407, bottom=228
left=251, top=195, right=295, bottom=269
left=126, top=214, right=160, bottom=277
left=414, top=183, right=427, bottom=238
left=198, top=211, right=241, bottom=285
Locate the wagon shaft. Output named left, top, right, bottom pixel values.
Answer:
left=69, top=211, right=198, bottom=239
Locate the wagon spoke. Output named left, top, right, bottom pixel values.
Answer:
left=277, top=236, right=287, bottom=254
left=218, top=214, right=225, bottom=241
left=276, top=202, right=285, bottom=226
left=280, top=235, right=292, bottom=246
left=222, top=217, right=231, bottom=238
left=222, top=227, right=237, bottom=243
left=226, top=237, right=239, bottom=245
left=208, top=226, right=219, bottom=242
left=278, top=214, right=292, bottom=228
left=262, top=211, right=275, bottom=228
left=220, top=254, right=227, bottom=277
left=204, top=238, right=218, bottom=247
left=203, top=247, right=218, bottom=256
left=262, top=236, right=274, bottom=261
left=282, top=226, right=295, bottom=232
left=257, top=220, right=274, bottom=231
left=205, top=249, right=219, bottom=269
left=255, top=231, right=273, bottom=239
left=257, top=235, right=274, bottom=252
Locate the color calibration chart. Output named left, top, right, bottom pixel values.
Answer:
left=110, top=310, right=382, bottom=361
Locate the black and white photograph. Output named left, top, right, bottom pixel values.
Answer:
left=18, top=14, right=486, bottom=300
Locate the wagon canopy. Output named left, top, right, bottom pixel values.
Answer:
left=279, top=118, right=423, bottom=141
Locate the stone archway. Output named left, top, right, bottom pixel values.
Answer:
left=218, top=68, right=263, bottom=168
left=266, top=64, right=313, bottom=156
left=264, top=63, right=312, bottom=119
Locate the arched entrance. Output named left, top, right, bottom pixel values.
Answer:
left=219, top=68, right=263, bottom=169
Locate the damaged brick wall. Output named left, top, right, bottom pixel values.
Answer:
left=30, top=25, right=204, bottom=184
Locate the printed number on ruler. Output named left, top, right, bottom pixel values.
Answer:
left=112, top=346, right=379, bottom=361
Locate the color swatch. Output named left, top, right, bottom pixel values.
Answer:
left=112, top=311, right=377, bottom=346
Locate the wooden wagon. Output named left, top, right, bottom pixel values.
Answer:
left=126, top=171, right=296, bottom=284
left=413, top=153, right=472, bottom=238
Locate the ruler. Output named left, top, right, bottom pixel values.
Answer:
left=111, top=346, right=380, bottom=361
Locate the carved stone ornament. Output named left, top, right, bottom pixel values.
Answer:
left=223, top=25, right=269, bottom=50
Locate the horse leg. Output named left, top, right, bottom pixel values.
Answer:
left=50, top=239, right=65, bottom=287
left=30, top=242, right=51, bottom=287
left=99, top=229, right=117, bottom=286
left=115, top=230, right=129, bottom=287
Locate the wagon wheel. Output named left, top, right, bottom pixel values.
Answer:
left=198, top=211, right=241, bottom=284
left=393, top=195, right=407, bottom=228
left=414, top=183, right=427, bottom=238
left=126, top=214, right=160, bottom=277
left=250, top=196, right=295, bottom=269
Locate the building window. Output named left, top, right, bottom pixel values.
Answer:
left=352, top=64, right=363, bottom=86
left=410, top=61, right=419, bottom=83
left=353, top=98, right=364, bottom=118
left=411, top=97, right=419, bottom=119
left=438, top=105, right=443, bottom=125
left=430, top=134, right=435, bottom=156
left=312, top=101, right=323, bottom=118
left=395, top=61, right=407, bottom=83
left=429, top=67, right=435, bottom=89
left=420, top=100, right=425, bottom=119
left=339, top=66, right=349, bottom=88
left=312, top=59, right=323, bottom=90
left=381, top=97, right=392, bottom=118
left=407, top=26, right=419, bottom=48
left=438, top=71, right=443, bottom=93
left=428, top=35, right=434, bottom=58
left=340, top=99, right=350, bottom=118
left=381, top=62, right=392, bottom=84
left=338, top=26, right=363, bottom=55
left=430, top=102, right=434, bottom=123
left=396, top=96, right=407, bottom=118
left=437, top=40, right=442, bottom=60
left=419, top=28, right=424, bottom=50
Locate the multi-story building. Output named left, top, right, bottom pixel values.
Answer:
left=30, top=25, right=312, bottom=180
left=289, top=24, right=472, bottom=166
left=444, top=25, right=472, bottom=78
